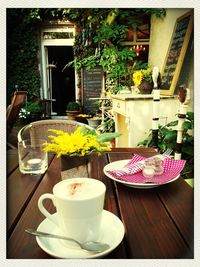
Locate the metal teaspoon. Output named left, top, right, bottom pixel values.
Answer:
left=25, top=228, right=110, bottom=253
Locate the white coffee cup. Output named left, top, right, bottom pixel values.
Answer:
left=38, top=178, right=106, bottom=243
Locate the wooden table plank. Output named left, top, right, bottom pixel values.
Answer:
left=156, top=178, right=194, bottom=253
left=110, top=147, right=156, bottom=154
left=107, top=148, right=158, bottom=162
left=92, top=153, right=128, bottom=258
left=88, top=153, right=120, bottom=216
left=7, top=168, right=42, bottom=236
left=7, top=153, right=54, bottom=235
left=115, top=184, right=192, bottom=258
left=7, top=148, right=19, bottom=175
left=7, top=156, right=60, bottom=258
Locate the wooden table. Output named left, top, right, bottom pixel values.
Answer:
left=7, top=148, right=194, bottom=259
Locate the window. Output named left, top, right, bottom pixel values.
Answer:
left=121, top=15, right=150, bottom=62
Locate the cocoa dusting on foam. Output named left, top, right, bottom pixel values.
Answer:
left=68, top=182, right=83, bottom=196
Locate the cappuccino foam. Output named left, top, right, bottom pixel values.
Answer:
left=54, top=178, right=105, bottom=200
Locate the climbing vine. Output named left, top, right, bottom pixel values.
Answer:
left=7, top=9, right=41, bottom=103
left=7, top=8, right=166, bottom=102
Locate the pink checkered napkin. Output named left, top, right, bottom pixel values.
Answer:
left=107, top=155, right=186, bottom=185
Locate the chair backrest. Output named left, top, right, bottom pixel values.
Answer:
left=7, top=91, right=27, bottom=135
left=18, top=119, right=94, bottom=142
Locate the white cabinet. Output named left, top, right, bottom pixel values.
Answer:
left=111, top=94, right=179, bottom=147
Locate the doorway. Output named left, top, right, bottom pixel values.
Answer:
left=47, top=46, right=75, bottom=115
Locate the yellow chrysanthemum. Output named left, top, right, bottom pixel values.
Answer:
left=133, top=71, right=143, bottom=86
left=133, top=68, right=153, bottom=86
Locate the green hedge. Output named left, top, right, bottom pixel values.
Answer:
left=7, top=9, right=41, bottom=104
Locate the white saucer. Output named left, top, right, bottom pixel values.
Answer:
left=36, top=210, right=125, bottom=259
left=104, top=159, right=180, bottom=189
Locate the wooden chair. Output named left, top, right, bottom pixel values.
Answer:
left=17, top=119, right=94, bottom=142
left=7, top=91, right=27, bottom=136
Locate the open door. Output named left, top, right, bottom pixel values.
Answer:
left=40, top=25, right=76, bottom=115
left=47, top=46, right=75, bottom=115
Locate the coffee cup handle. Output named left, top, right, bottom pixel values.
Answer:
left=38, top=193, right=58, bottom=226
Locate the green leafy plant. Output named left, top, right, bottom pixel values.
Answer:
left=97, top=116, right=115, bottom=133
left=26, top=101, right=42, bottom=113
left=7, top=9, right=41, bottom=102
left=63, top=8, right=166, bottom=88
left=100, top=47, right=136, bottom=84
left=19, top=101, right=42, bottom=122
left=137, top=112, right=194, bottom=179
left=93, top=22, right=128, bottom=46
left=66, top=102, right=80, bottom=111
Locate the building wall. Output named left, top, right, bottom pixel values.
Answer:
left=148, top=8, right=193, bottom=111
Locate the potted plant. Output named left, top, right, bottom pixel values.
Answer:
left=75, top=113, right=92, bottom=124
left=86, top=104, right=102, bottom=128
left=132, top=67, right=162, bottom=94
left=20, top=101, right=42, bottom=122
left=43, top=126, right=121, bottom=179
left=43, top=126, right=121, bottom=157
left=66, top=101, right=81, bottom=120
left=87, top=116, right=102, bottom=128
left=132, top=68, right=153, bottom=94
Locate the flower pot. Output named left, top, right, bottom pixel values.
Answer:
left=75, top=115, right=91, bottom=124
left=75, top=116, right=88, bottom=124
left=60, top=155, right=89, bottom=180
left=138, top=80, right=153, bottom=94
left=87, top=118, right=102, bottom=128
left=66, top=110, right=80, bottom=120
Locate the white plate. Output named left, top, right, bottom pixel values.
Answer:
left=104, top=159, right=180, bottom=189
left=36, top=210, right=125, bottom=259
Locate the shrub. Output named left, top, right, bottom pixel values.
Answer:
left=66, top=102, right=80, bottom=111
left=137, top=112, right=194, bottom=179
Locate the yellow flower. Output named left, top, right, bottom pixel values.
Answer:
left=43, top=126, right=118, bottom=157
left=133, top=71, right=143, bottom=85
left=133, top=68, right=152, bottom=86
left=145, top=68, right=152, bottom=76
left=106, top=91, right=112, bottom=97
